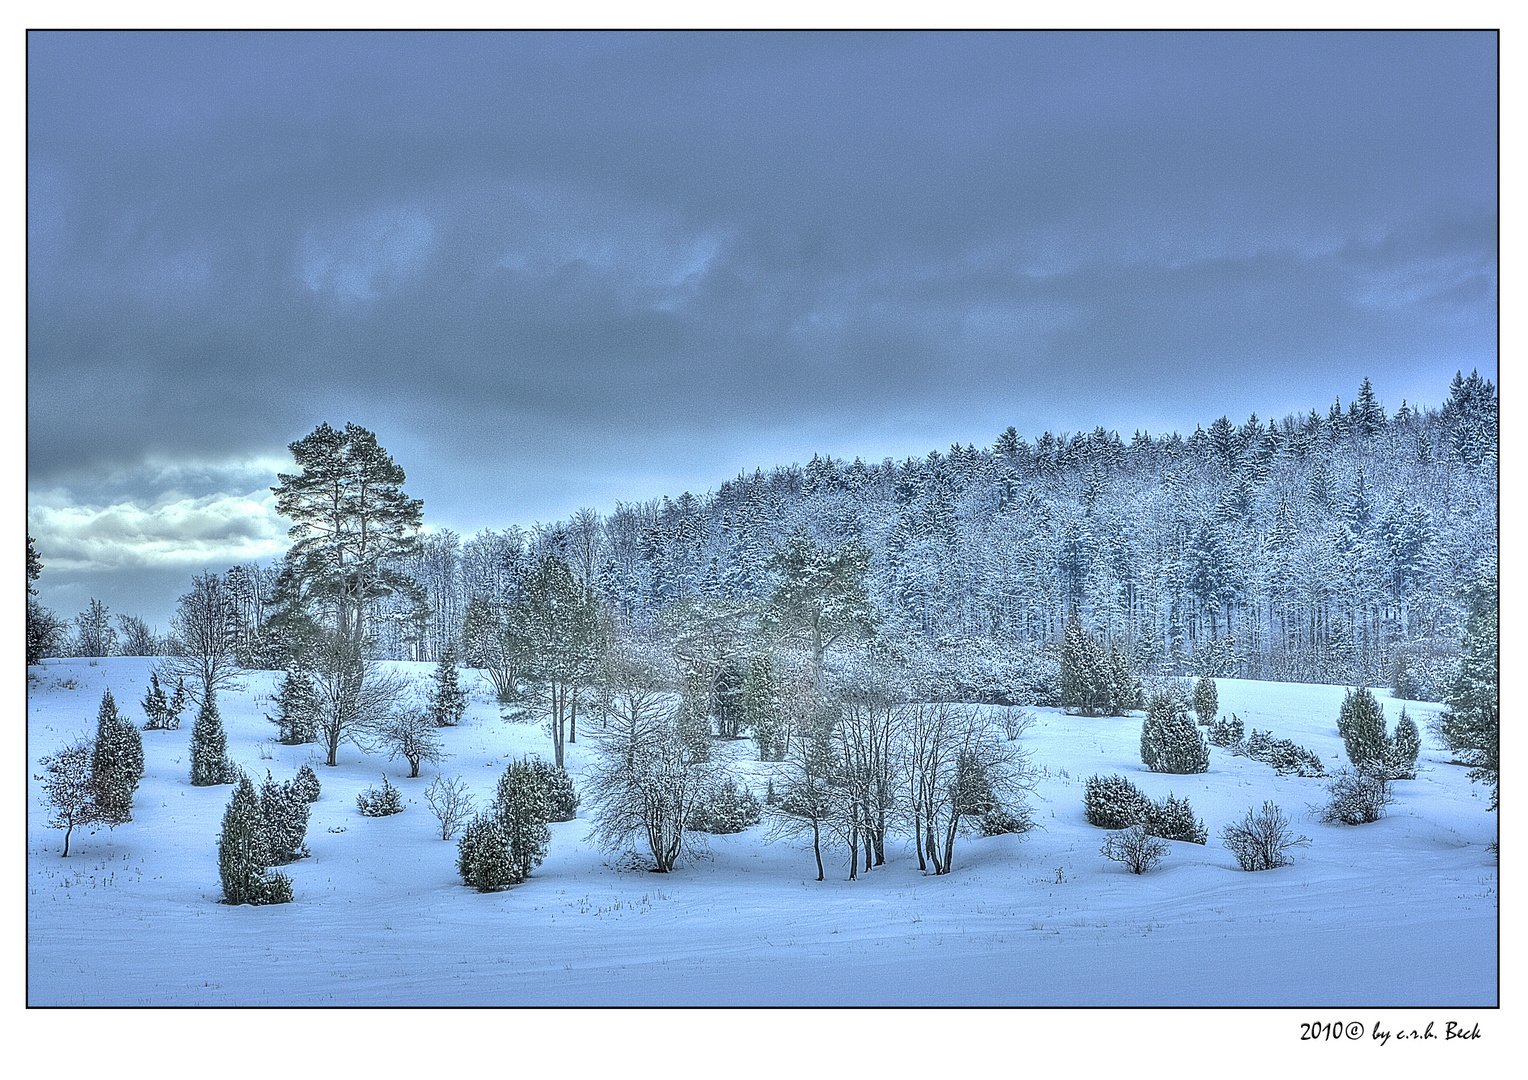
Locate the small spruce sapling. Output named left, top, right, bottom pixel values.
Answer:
left=259, top=770, right=312, bottom=863
left=269, top=668, right=321, bottom=745
left=429, top=645, right=468, bottom=727
left=141, top=672, right=188, bottom=730
left=1337, top=687, right=1388, bottom=771
left=523, top=757, right=579, bottom=822
left=1141, top=692, right=1209, bottom=774
left=1387, top=709, right=1421, bottom=780
left=293, top=763, right=322, bottom=803
left=356, top=775, right=404, bottom=816
left=1084, top=773, right=1150, bottom=830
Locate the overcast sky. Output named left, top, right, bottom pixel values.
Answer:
left=26, top=30, right=1498, bottom=630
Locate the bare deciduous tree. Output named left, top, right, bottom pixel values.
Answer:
left=158, top=572, right=243, bottom=705
left=376, top=706, right=445, bottom=778
left=310, top=635, right=410, bottom=767
left=424, top=775, right=476, bottom=840
left=35, top=740, right=99, bottom=857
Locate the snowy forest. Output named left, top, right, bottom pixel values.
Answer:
left=33, top=372, right=1496, bottom=705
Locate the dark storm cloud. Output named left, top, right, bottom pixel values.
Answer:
left=27, top=31, right=1497, bottom=624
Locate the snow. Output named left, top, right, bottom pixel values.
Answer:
left=27, top=659, right=1496, bottom=1006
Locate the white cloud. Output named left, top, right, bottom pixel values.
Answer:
left=27, top=489, right=289, bottom=573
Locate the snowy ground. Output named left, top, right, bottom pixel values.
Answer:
left=26, top=658, right=1497, bottom=1006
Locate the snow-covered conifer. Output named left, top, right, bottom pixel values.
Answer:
left=1083, top=773, right=1149, bottom=830
left=259, top=770, right=312, bottom=863
left=269, top=668, right=321, bottom=745
left=456, top=813, right=514, bottom=892
left=744, top=653, right=785, bottom=761
left=429, top=645, right=468, bottom=727
left=189, top=689, right=235, bottom=786
left=493, top=759, right=550, bottom=882
left=218, top=775, right=292, bottom=905
left=1337, top=686, right=1388, bottom=772
left=1388, top=709, right=1420, bottom=780
left=1141, top=691, right=1209, bottom=774
left=691, top=776, right=762, bottom=834
left=356, top=775, right=404, bottom=816
left=522, top=757, right=579, bottom=822
left=1192, top=676, right=1218, bottom=725
left=90, top=690, right=144, bottom=825
left=1143, top=793, right=1207, bottom=844
left=293, top=763, right=322, bottom=803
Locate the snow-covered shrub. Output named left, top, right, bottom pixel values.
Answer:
left=218, top=776, right=293, bottom=905
left=1143, top=793, right=1207, bottom=844
left=1220, top=801, right=1309, bottom=871
left=1241, top=727, right=1273, bottom=760
left=293, top=763, right=322, bottom=804
left=1140, top=692, right=1209, bottom=774
left=1100, top=825, right=1168, bottom=874
left=522, top=757, right=579, bottom=822
left=1318, top=769, right=1393, bottom=825
left=259, top=770, right=311, bottom=864
left=979, top=804, right=1033, bottom=836
left=1208, top=713, right=1244, bottom=747
left=356, top=774, right=404, bottom=817
left=1337, top=687, right=1388, bottom=771
left=1264, top=738, right=1325, bottom=777
left=1192, top=677, right=1219, bottom=725
left=190, top=689, right=236, bottom=787
left=691, top=776, right=763, bottom=834
left=494, top=760, right=550, bottom=881
left=456, top=813, right=514, bottom=892
left=90, top=690, right=144, bottom=826
left=1084, top=773, right=1150, bottom=830
left=999, top=707, right=1033, bottom=741
left=425, top=775, right=475, bottom=840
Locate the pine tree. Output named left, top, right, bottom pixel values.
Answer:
left=1192, top=677, right=1218, bottom=725
left=1441, top=568, right=1498, bottom=808
left=744, top=653, right=784, bottom=761
left=429, top=644, right=468, bottom=727
left=714, top=657, right=747, bottom=739
left=218, top=775, right=292, bottom=905
left=259, top=771, right=312, bottom=864
left=457, top=813, right=514, bottom=892
left=1337, top=686, right=1387, bottom=772
left=1386, top=709, right=1421, bottom=781
left=190, top=689, right=234, bottom=786
left=494, top=759, right=551, bottom=883
left=89, top=690, right=145, bottom=825
left=269, top=668, right=321, bottom=744
left=1141, top=691, right=1209, bottom=774
left=676, top=666, right=713, bottom=763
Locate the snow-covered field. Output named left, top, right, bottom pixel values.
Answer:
left=27, top=658, right=1497, bottom=1006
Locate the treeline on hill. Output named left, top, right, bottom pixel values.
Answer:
left=31, top=372, right=1496, bottom=708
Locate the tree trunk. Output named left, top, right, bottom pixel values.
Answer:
left=812, top=820, right=824, bottom=881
